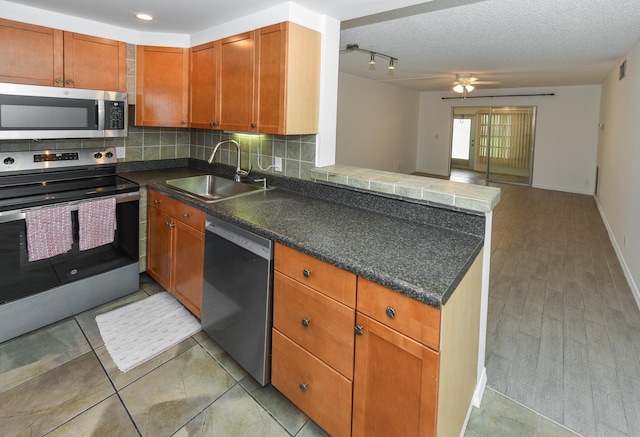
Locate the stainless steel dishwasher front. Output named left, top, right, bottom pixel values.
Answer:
left=201, top=215, right=274, bottom=386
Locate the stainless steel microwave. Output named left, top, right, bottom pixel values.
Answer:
left=0, top=83, right=127, bottom=140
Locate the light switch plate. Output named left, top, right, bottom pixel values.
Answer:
left=274, top=157, right=283, bottom=172
left=116, top=147, right=126, bottom=159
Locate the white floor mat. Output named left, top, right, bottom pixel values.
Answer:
left=96, top=292, right=201, bottom=372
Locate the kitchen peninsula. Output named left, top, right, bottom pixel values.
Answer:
left=120, top=159, right=500, bottom=437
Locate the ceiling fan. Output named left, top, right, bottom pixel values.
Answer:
left=452, top=73, right=500, bottom=93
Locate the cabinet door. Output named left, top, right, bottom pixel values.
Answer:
left=190, top=41, right=219, bottom=129
left=62, top=32, right=126, bottom=91
left=352, top=313, right=438, bottom=437
left=255, top=23, right=286, bottom=134
left=0, top=18, right=63, bottom=86
left=173, top=221, right=204, bottom=318
left=136, top=46, right=190, bottom=127
left=147, top=205, right=173, bottom=291
left=218, top=31, right=255, bottom=132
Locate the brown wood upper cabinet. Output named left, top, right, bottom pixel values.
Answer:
left=190, top=22, right=320, bottom=134
left=136, top=46, right=190, bottom=127
left=0, top=18, right=126, bottom=91
left=190, top=41, right=219, bottom=129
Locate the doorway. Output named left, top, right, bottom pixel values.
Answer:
left=450, top=106, right=536, bottom=185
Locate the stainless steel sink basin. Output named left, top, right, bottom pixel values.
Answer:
left=164, top=174, right=260, bottom=202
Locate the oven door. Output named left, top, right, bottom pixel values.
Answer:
left=0, top=194, right=139, bottom=305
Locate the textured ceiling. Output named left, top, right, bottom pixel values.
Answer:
left=3, top=0, right=640, bottom=92
left=340, top=0, right=640, bottom=91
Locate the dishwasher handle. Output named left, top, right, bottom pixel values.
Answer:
left=205, top=216, right=273, bottom=261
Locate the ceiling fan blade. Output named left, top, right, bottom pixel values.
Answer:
left=470, top=80, right=500, bottom=85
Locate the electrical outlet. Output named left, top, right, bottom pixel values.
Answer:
left=274, top=157, right=283, bottom=172
left=116, top=147, right=125, bottom=159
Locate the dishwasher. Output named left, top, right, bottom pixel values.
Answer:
left=201, top=215, right=274, bottom=386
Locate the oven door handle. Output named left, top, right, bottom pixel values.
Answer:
left=0, top=191, right=140, bottom=224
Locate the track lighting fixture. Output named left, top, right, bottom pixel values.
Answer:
left=343, top=44, right=398, bottom=71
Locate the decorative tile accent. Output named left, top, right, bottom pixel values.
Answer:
left=311, top=164, right=501, bottom=213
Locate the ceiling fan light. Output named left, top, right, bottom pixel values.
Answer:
left=453, top=84, right=464, bottom=93
left=369, top=53, right=376, bottom=65
left=388, top=59, right=395, bottom=70
left=465, top=84, right=475, bottom=92
left=135, top=13, right=154, bottom=21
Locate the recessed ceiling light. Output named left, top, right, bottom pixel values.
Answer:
left=135, top=13, right=154, bottom=21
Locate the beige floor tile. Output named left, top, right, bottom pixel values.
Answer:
left=47, top=394, right=138, bottom=436
left=175, top=384, right=289, bottom=436
left=119, top=344, right=236, bottom=436
left=0, top=318, right=91, bottom=393
left=0, top=352, right=114, bottom=436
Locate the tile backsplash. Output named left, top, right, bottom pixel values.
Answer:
left=0, top=128, right=317, bottom=180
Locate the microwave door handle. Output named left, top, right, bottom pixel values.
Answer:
left=97, top=100, right=104, bottom=130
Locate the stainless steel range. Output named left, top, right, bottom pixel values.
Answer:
left=0, top=148, right=140, bottom=343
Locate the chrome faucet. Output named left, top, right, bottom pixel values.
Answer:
left=207, top=139, right=250, bottom=182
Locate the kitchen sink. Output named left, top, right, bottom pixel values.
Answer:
left=164, top=174, right=261, bottom=202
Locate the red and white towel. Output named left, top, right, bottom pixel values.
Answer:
left=79, top=197, right=117, bottom=251
left=25, top=205, right=73, bottom=262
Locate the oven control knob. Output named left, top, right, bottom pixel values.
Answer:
left=105, top=151, right=114, bottom=159
left=94, top=152, right=103, bottom=159
left=3, top=157, right=15, bottom=165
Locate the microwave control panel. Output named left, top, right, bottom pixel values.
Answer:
left=105, top=101, right=125, bottom=130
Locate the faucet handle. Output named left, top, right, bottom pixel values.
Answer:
left=236, top=164, right=252, bottom=179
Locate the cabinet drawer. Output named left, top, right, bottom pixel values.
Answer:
left=148, top=189, right=205, bottom=232
left=357, top=277, right=441, bottom=351
left=274, top=272, right=355, bottom=379
left=272, top=329, right=352, bottom=437
left=274, top=243, right=356, bottom=308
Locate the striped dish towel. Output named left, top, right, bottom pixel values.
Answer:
left=25, top=204, right=73, bottom=262
left=79, top=197, right=117, bottom=251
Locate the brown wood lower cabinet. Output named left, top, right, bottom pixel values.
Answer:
left=147, top=189, right=204, bottom=318
left=271, top=243, right=483, bottom=437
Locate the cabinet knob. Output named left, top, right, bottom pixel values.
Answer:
left=182, top=213, right=190, bottom=218
left=299, top=382, right=308, bottom=393
left=354, top=325, right=364, bottom=336
left=165, top=221, right=175, bottom=228
left=301, top=318, right=310, bottom=328
left=65, top=79, right=74, bottom=85
left=386, top=307, right=396, bottom=319
left=251, top=123, right=256, bottom=129
left=181, top=120, right=188, bottom=125
left=302, top=269, right=311, bottom=278
left=153, top=199, right=161, bottom=204
left=213, top=121, right=219, bottom=127
left=55, top=77, right=63, bottom=84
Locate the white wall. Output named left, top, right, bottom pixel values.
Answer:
left=417, top=86, right=601, bottom=195
left=336, top=72, right=420, bottom=173
left=596, top=41, right=640, bottom=303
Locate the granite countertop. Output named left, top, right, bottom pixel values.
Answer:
left=123, top=167, right=484, bottom=309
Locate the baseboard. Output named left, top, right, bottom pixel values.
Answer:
left=595, top=196, right=640, bottom=309
left=472, top=367, right=487, bottom=408
left=531, top=182, right=594, bottom=196
left=459, top=367, right=487, bottom=437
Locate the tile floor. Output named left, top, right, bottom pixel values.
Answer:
left=486, top=182, right=640, bottom=437
left=0, top=273, right=576, bottom=437
left=3, top=176, right=633, bottom=436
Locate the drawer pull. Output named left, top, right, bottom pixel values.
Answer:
left=302, top=269, right=311, bottom=278
left=386, top=307, right=396, bottom=319
left=299, top=382, right=308, bottom=393
left=165, top=221, right=175, bottom=228
left=301, top=318, right=310, bottom=328
left=182, top=213, right=190, bottom=218
left=153, top=199, right=161, bottom=204
left=354, top=325, right=364, bottom=336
